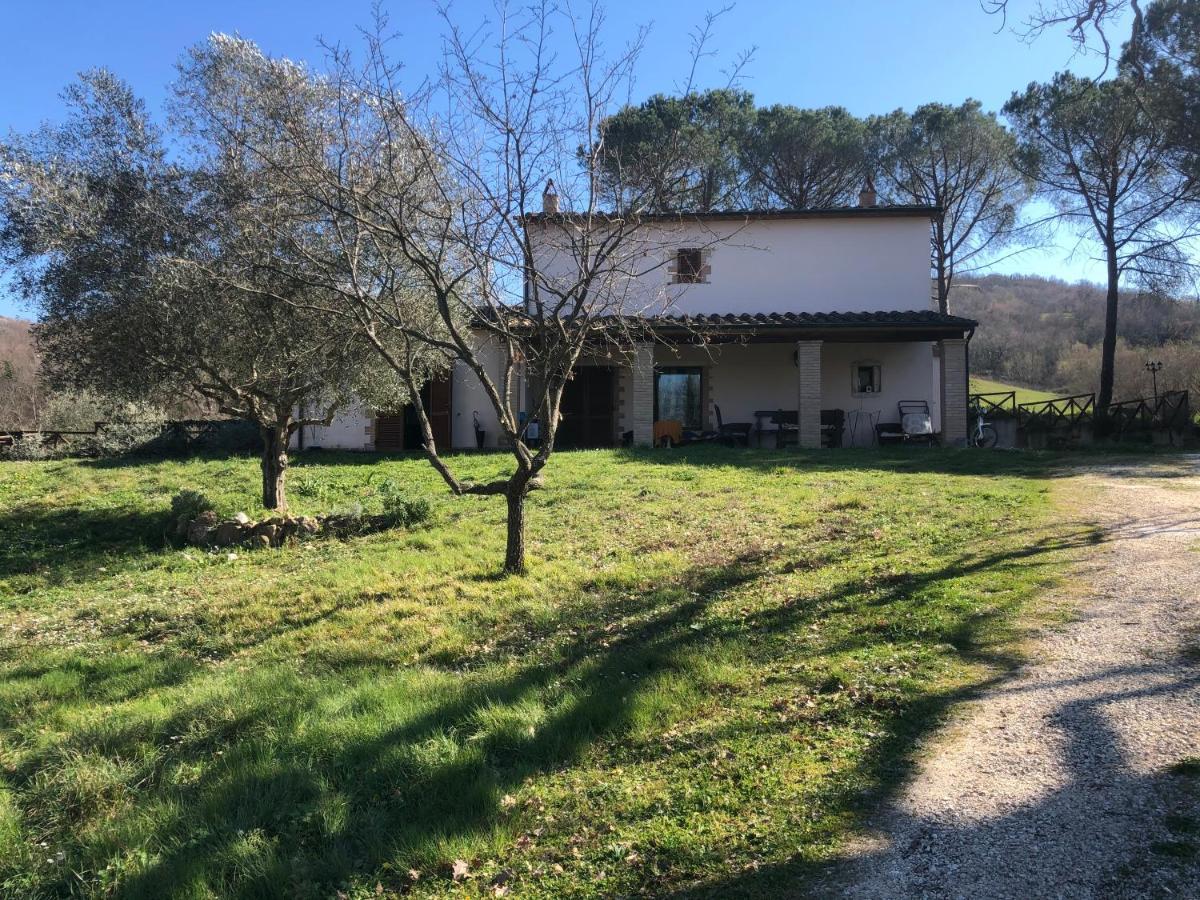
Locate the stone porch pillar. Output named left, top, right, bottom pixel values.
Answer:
left=796, top=340, right=823, bottom=449
left=939, top=338, right=968, bottom=446
left=631, top=343, right=655, bottom=446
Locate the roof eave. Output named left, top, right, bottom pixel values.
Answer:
left=522, top=205, right=942, bottom=226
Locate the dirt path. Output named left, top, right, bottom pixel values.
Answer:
left=837, top=458, right=1200, bottom=900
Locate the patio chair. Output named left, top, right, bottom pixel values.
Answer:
left=899, top=400, right=937, bottom=445
left=772, top=409, right=799, bottom=448
left=820, top=409, right=845, bottom=448
left=653, top=419, right=684, bottom=447
left=714, top=405, right=753, bottom=447
left=875, top=401, right=936, bottom=446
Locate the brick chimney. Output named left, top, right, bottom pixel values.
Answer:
left=858, top=175, right=877, bottom=208
left=542, top=179, right=559, bottom=215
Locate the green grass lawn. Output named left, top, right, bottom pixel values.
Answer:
left=0, top=448, right=1091, bottom=898
left=969, top=376, right=1061, bottom=406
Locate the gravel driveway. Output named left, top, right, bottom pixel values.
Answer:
left=836, top=457, right=1200, bottom=900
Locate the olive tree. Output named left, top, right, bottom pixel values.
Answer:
left=0, top=70, right=402, bottom=509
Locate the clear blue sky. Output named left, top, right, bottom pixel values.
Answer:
left=0, top=0, right=1133, bottom=319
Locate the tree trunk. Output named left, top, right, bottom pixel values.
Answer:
left=1098, top=245, right=1121, bottom=416
left=504, top=485, right=527, bottom=574
left=934, top=219, right=950, bottom=315
left=260, top=423, right=290, bottom=511
left=502, top=463, right=537, bottom=575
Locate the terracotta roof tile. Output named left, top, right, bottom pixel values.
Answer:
left=636, top=310, right=977, bottom=329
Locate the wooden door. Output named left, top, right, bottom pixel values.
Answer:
left=375, top=375, right=453, bottom=451
left=426, top=376, right=452, bottom=449
left=558, top=366, right=615, bottom=449
left=374, top=414, right=405, bottom=450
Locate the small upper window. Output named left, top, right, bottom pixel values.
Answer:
left=853, top=363, right=881, bottom=396
left=674, top=248, right=704, bottom=284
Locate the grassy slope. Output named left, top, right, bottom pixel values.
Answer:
left=969, top=376, right=1060, bottom=406
left=0, top=449, right=1087, bottom=899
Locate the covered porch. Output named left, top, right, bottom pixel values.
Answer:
left=606, top=311, right=976, bottom=449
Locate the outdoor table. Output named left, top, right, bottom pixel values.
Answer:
left=847, top=409, right=881, bottom=447
left=753, top=410, right=791, bottom=447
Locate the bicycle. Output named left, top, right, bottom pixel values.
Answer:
left=969, top=402, right=998, bottom=448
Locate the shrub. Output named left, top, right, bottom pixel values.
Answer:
left=84, top=416, right=164, bottom=457
left=2, top=433, right=53, bottom=461
left=375, top=479, right=432, bottom=528
left=382, top=495, right=431, bottom=528
left=169, top=490, right=214, bottom=539
left=0, top=392, right=169, bottom=460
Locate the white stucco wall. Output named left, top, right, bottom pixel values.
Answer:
left=294, top=403, right=373, bottom=451
left=529, top=214, right=934, bottom=317
left=294, top=214, right=940, bottom=452
left=290, top=336, right=517, bottom=453
left=821, top=342, right=943, bottom=440
left=450, top=340, right=515, bottom=450
left=653, top=340, right=940, bottom=447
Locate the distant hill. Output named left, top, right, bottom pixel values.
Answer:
left=950, top=274, right=1200, bottom=400
left=0, top=316, right=34, bottom=365
left=0, top=316, right=231, bottom=426
left=0, top=316, right=40, bottom=427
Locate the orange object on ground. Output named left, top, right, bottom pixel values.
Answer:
left=653, top=419, right=683, bottom=446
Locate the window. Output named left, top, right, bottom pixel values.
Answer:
left=852, top=363, right=882, bottom=396
left=655, top=367, right=703, bottom=429
left=674, top=248, right=704, bottom=284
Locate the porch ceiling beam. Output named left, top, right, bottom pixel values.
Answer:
left=649, top=327, right=972, bottom=344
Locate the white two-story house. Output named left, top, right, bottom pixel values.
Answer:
left=300, top=183, right=975, bottom=452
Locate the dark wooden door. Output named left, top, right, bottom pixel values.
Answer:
left=426, top=377, right=452, bottom=448
left=558, top=366, right=615, bottom=449
left=374, top=413, right=405, bottom=450
left=375, top=375, right=452, bottom=451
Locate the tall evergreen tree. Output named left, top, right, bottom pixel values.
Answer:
left=594, top=89, right=755, bottom=212
left=1004, top=72, right=1199, bottom=413
left=870, top=100, right=1031, bottom=314
left=740, top=105, right=868, bottom=208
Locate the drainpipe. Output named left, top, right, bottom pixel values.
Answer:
left=965, top=325, right=976, bottom=438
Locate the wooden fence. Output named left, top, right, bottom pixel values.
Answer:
left=969, top=390, right=1017, bottom=418
left=0, top=419, right=245, bottom=452
left=1106, top=390, right=1191, bottom=436
left=1017, top=393, right=1096, bottom=431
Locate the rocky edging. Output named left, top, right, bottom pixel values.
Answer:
left=182, top=510, right=327, bottom=549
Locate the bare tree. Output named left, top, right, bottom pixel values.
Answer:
left=184, top=4, right=728, bottom=573
left=982, top=0, right=1144, bottom=66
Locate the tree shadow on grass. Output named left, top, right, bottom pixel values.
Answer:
left=0, top=496, right=427, bottom=590
left=672, top=662, right=1200, bottom=899
left=0, top=501, right=1118, bottom=899
left=614, top=444, right=1199, bottom=481
left=0, top=503, right=173, bottom=586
